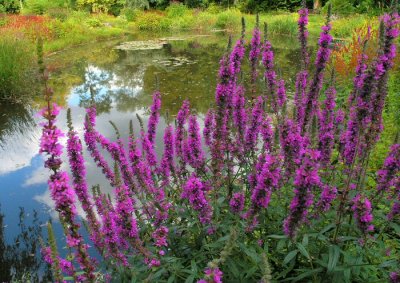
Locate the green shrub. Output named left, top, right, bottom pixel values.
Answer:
left=166, top=3, right=188, bottom=18
left=215, top=9, right=241, bottom=30
left=86, top=17, right=102, bottom=28
left=136, top=11, right=167, bottom=30
left=0, top=36, right=38, bottom=102
left=121, top=7, right=139, bottom=22
left=24, top=0, right=67, bottom=15
left=331, top=15, right=372, bottom=39
left=46, top=7, right=69, bottom=21
left=206, top=3, right=222, bottom=14
left=0, top=0, right=20, bottom=13
left=125, top=0, right=149, bottom=10
left=267, top=14, right=298, bottom=36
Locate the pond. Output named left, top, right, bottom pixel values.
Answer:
left=0, top=31, right=306, bottom=277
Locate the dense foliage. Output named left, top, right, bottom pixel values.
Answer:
left=37, top=3, right=400, bottom=282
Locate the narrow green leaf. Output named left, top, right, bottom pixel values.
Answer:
left=185, top=275, right=195, bottom=283
left=302, top=234, right=309, bottom=247
left=320, top=224, right=335, bottom=234
left=296, top=243, right=310, bottom=259
left=282, top=268, right=324, bottom=282
left=267, top=234, right=288, bottom=239
left=379, top=259, right=397, bottom=268
left=283, top=250, right=298, bottom=265
left=328, top=245, right=340, bottom=273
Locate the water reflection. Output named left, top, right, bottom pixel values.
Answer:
left=0, top=206, right=53, bottom=282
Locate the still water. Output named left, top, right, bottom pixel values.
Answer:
left=0, top=31, right=304, bottom=277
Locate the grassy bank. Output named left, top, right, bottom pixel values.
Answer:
left=1, top=5, right=378, bottom=53
left=0, top=35, right=38, bottom=102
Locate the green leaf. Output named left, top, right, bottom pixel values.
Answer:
left=267, top=234, right=288, bottom=239
left=168, top=275, right=176, bottom=283
left=282, top=268, right=324, bottom=282
left=296, top=243, right=310, bottom=260
left=283, top=250, right=298, bottom=265
left=379, top=259, right=397, bottom=268
left=390, top=222, right=400, bottom=234
left=185, top=274, right=195, bottom=283
left=191, top=260, right=198, bottom=273
left=227, top=258, right=240, bottom=278
left=328, top=245, right=340, bottom=273
left=320, top=224, right=335, bottom=234
left=302, top=234, right=309, bottom=247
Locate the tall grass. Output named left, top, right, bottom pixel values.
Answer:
left=0, top=35, right=38, bottom=102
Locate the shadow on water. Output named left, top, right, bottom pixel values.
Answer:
left=0, top=206, right=53, bottom=282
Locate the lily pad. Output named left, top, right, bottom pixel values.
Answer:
left=114, top=40, right=168, bottom=51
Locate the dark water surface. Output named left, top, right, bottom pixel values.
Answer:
left=0, top=31, right=304, bottom=277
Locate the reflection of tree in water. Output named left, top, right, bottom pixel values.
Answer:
left=75, top=66, right=113, bottom=115
left=0, top=206, right=53, bottom=282
left=0, top=103, right=35, bottom=148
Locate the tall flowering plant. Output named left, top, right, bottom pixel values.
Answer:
left=39, top=4, right=400, bottom=282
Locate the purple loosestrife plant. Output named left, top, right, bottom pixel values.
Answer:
left=302, top=14, right=333, bottom=133
left=245, top=96, right=264, bottom=152
left=316, top=185, right=337, bottom=212
left=343, top=11, right=399, bottom=165
left=377, top=143, right=400, bottom=194
left=147, top=91, right=161, bottom=145
left=185, top=115, right=206, bottom=169
left=262, top=38, right=278, bottom=111
left=182, top=173, right=212, bottom=224
left=84, top=107, right=115, bottom=185
left=66, top=111, right=103, bottom=251
left=298, top=1, right=310, bottom=68
left=249, top=15, right=261, bottom=92
left=38, top=8, right=400, bottom=281
left=203, top=109, right=215, bottom=147
left=283, top=149, right=321, bottom=238
left=318, top=86, right=337, bottom=166
left=160, top=125, right=175, bottom=184
left=229, top=192, right=245, bottom=213
left=351, top=194, right=374, bottom=234
left=39, top=103, right=96, bottom=281
left=279, top=119, right=307, bottom=178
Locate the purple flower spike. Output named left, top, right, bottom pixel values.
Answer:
left=245, top=96, right=264, bottom=152
left=203, top=109, right=215, bottom=147
left=251, top=155, right=281, bottom=210
left=148, top=91, right=161, bottom=145
left=160, top=125, right=175, bottom=183
left=182, top=174, right=212, bottom=224
left=352, top=194, right=374, bottom=234
left=229, top=192, right=245, bottom=213
left=283, top=149, right=321, bottom=238
left=377, top=144, right=400, bottom=194
left=316, top=184, right=337, bottom=212
left=201, top=267, right=223, bottom=283
left=185, top=115, right=206, bottom=169
left=318, top=86, right=337, bottom=166
left=390, top=271, right=400, bottom=283
left=302, top=23, right=333, bottom=132
left=298, top=5, right=310, bottom=67
left=250, top=24, right=261, bottom=88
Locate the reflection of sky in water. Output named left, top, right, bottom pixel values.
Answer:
left=68, top=65, right=144, bottom=107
